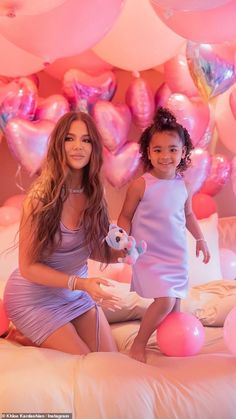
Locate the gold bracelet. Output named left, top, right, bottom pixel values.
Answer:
left=68, top=274, right=77, bottom=291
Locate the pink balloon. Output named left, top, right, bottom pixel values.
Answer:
left=3, top=194, right=26, bottom=209
left=62, top=69, right=116, bottom=113
left=164, top=53, right=199, bottom=97
left=0, top=77, right=38, bottom=131
left=150, top=1, right=236, bottom=43
left=184, top=148, right=211, bottom=194
left=229, top=86, right=236, bottom=118
left=220, top=248, right=236, bottom=280
left=231, top=156, right=236, bottom=198
left=103, top=142, right=140, bottom=188
left=0, top=206, right=21, bottom=226
left=35, top=95, right=70, bottom=123
left=150, top=0, right=231, bottom=12
left=93, top=101, right=132, bottom=152
left=192, top=193, right=217, bottom=220
left=186, top=42, right=236, bottom=100
left=215, top=86, right=236, bottom=155
left=167, top=94, right=210, bottom=147
left=0, top=299, right=9, bottom=336
left=45, top=49, right=113, bottom=80
left=5, top=118, right=55, bottom=176
left=200, top=154, right=231, bottom=196
left=0, top=0, right=66, bottom=17
left=155, top=83, right=172, bottom=110
left=197, top=104, right=215, bottom=149
left=156, top=312, right=205, bottom=357
left=0, top=0, right=125, bottom=62
left=0, top=33, right=46, bottom=77
left=224, top=307, right=236, bottom=355
left=126, top=76, right=155, bottom=130
left=93, top=0, right=184, bottom=72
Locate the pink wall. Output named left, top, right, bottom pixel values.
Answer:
left=0, top=69, right=235, bottom=218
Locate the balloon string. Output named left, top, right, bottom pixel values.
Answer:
left=15, top=164, right=26, bottom=192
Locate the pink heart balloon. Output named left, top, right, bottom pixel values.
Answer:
left=229, top=87, right=236, bottom=119
left=93, top=101, right=132, bottom=152
left=126, top=75, right=155, bottom=130
left=5, top=118, right=55, bottom=176
left=0, top=77, right=38, bottom=131
left=62, top=69, right=117, bottom=113
left=200, top=154, right=231, bottom=196
left=231, top=156, right=236, bottom=198
left=35, top=94, right=70, bottom=123
left=167, top=93, right=210, bottom=147
left=186, top=41, right=236, bottom=100
left=103, top=142, right=140, bottom=188
left=155, top=82, right=172, bottom=110
left=184, top=148, right=211, bottom=194
left=196, top=104, right=215, bottom=149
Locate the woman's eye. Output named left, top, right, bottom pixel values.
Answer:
left=65, top=136, right=73, bottom=142
left=83, top=137, right=92, bottom=143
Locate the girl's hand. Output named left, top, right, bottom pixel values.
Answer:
left=80, top=277, right=121, bottom=308
left=196, top=239, right=210, bottom=264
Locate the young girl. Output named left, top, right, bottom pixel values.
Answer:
left=117, top=107, right=210, bottom=363
left=4, top=111, right=120, bottom=355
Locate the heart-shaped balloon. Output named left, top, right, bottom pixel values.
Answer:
left=167, top=93, right=210, bottom=147
left=5, top=118, right=55, bottom=176
left=186, top=41, right=236, bottom=100
left=231, top=156, right=236, bottom=198
left=229, top=86, right=236, bottom=119
left=184, top=148, right=211, bottom=194
left=35, top=94, right=70, bottom=123
left=0, top=77, right=38, bottom=131
left=93, top=101, right=132, bottom=152
left=126, top=75, right=155, bottom=130
left=62, top=69, right=117, bottom=113
left=200, top=153, right=231, bottom=196
left=196, top=104, right=215, bottom=149
left=155, top=83, right=172, bottom=110
left=103, top=142, right=140, bottom=188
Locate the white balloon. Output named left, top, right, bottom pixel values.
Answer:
left=149, top=0, right=231, bottom=12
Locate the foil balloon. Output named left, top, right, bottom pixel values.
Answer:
left=186, top=41, right=236, bottom=100
left=200, top=154, right=231, bottom=196
left=35, top=95, right=70, bottom=123
left=167, top=93, right=210, bottom=147
left=93, top=101, right=132, bottom=152
left=62, top=69, right=117, bottom=113
left=0, top=77, right=38, bottom=131
left=103, top=142, right=140, bottom=188
left=5, top=118, right=55, bottom=176
left=184, top=148, right=211, bottom=194
left=126, top=75, right=155, bottom=130
left=229, top=86, right=236, bottom=119
left=164, top=53, right=199, bottom=97
left=197, top=104, right=215, bottom=149
left=155, top=83, right=172, bottom=110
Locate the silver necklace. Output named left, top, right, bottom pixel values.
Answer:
left=69, top=186, right=84, bottom=194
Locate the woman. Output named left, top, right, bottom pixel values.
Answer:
left=4, top=111, right=119, bottom=355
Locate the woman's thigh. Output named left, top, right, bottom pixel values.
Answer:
left=72, top=306, right=118, bottom=352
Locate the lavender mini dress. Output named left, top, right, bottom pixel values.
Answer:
left=4, top=222, right=96, bottom=345
left=130, top=172, right=189, bottom=299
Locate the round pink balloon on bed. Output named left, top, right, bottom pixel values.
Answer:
left=156, top=312, right=205, bottom=356
left=0, top=299, right=9, bottom=336
left=224, top=307, right=236, bottom=356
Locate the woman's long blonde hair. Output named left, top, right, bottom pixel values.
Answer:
left=26, top=111, right=110, bottom=262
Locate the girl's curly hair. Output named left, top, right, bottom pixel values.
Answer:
left=139, top=107, right=194, bottom=173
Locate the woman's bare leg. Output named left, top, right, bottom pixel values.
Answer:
left=40, top=322, right=90, bottom=355
left=72, top=306, right=117, bottom=352
left=130, top=297, right=176, bottom=363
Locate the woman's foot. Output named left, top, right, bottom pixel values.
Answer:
left=129, top=339, right=146, bottom=363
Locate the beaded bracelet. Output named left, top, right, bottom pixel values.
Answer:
left=196, top=238, right=207, bottom=243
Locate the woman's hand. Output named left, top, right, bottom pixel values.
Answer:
left=79, top=277, right=121, bottom=309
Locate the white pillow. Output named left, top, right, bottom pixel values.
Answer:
left=0, top=222, right=19, bottom=283
left=187, top=213, right=222, bottom=287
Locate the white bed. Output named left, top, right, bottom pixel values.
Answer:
left=0, top=214, right=236, bottom=418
